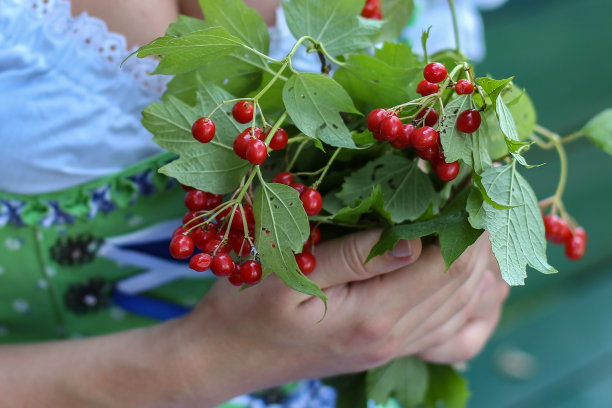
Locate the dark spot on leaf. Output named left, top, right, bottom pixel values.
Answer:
left=332, top=124, right=338, bottom=129
left=301, top=94, right=305, bottom=99
left=288, top=87, right=294, bottom=92
left=271, top=242, right=276, bottom=248
left=371, top=164, right=384, bottom=181
left=388, top=179, right=397, bottom=190
left=274, top=205, right=279, bottom=209
left=373, top=79, right=379, bottom=84
left=269, top=196, right=275, bottom=201
left=289, top=202, right=294, bottom=206
left=453, top=110, right=458, bottom=114
left=319, top=123, right=327, bottom=130
left=261, top=227, right=270, bottom=234
left=265, top=230, right=270, bottom=235
left=313, top=92, right=317, bottom=96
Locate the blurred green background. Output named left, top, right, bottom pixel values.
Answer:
left=465, top=0, right=612, bottom=407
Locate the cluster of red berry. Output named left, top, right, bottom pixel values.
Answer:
left=365, top=62, right=484, bottom=182
left=361, top=0, right=382, bottom=19
left=542, top=214, right=587, bottom=260
left=192, top=101, right=289, bottom=166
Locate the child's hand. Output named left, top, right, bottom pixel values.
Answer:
left=178, top=230, right=508, bottom=405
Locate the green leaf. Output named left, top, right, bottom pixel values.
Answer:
left=374, top=41, right=420, bottom=68
left=366, top=356, right=428, bottom=408
left=135, top=27, right=244, bottom=75
left=468, top=164, right=557, bottom=286
left=165, top=15, right=208, bottom=36
left=476, top=76, right=513, bottom=108
left=424, top=364, right=470, bottom=408
left=583, top=108, right=612, bottom=156
left=249, top=65, right=290, bottom=119
left=282, top=0, right=382, bottom=56
left=377, top=0, right=415, bottom=43
left=471, top=128, right=492, bottom=175
left=253, top=181, right=327, bottom=304
left=495, top=94, right=533, bottom=166
left=438, top=95, right=474, bottom=166
left=142, top=84, right=250, bottom=194
left=466, top=183, right=486, bottom=230
left=333, top=44, right=419, bottom=110
left=367, top=188, right=482, bottom=268
left=322, top=374, right=368, bottom=408
left=332, top=185, right=392, bottom=224
left=283, top=73, right=359, bottom=148
left=337, top=155, right=436, bottom=223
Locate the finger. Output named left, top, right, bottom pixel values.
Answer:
left=416, top=308, right=502, bottom=364
left=310, top=229, right=422, bottom=289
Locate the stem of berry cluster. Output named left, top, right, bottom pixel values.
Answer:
left=533, top=124, right=569, bottom=217
left=312, top=148, right=342, bottom=190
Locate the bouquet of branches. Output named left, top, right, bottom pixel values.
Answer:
left=131, top=0, right=612, bottom=405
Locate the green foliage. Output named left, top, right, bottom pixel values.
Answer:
left=366, top=357, right=429, bottom=408
left=253, top=181, right=327, bottom=304
left=282, top=0, right=383, bottom=56
left=331, top=185, right=392, bottom=224
left=438, top=95, right=474, bottom=166
left=334, top=42, right=420, bottom=111
left=423, top=364, right=470, bottom=408
left=142, top=83, right=250, bottom=193
left=467, top=164, right=557, bottom=285
left=377, top=0, right=415, bottom=43
left=583, top=108, right=612, bottom=156
left=282, top=73, right=359, bottom=148
left=336, top=155, right=437, bottom=223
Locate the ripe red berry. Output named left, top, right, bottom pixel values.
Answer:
left=573, top=227, right=587, bottom=243
left=435, top=160, right=460, bottom=181
left=267, top=127, right=289, bottom=150
left=291, top=183, right=307, bottom=195
left=229, top=232, right=252, bottom=257
left=272, top=172, right=294, bottom=185
left=173, top=226, right=188, bottom=238
left=240, top=260, right=263, bottom=284
left=416, top=80, right=439, bottom=97
left=169, top=234, right=194, bottom=259
left=296, top=252, right=317, bottom=275
left=361, top=0, right=380, bottom=18
left=455, top=79, right=474, bottom=95
left=232, top=101, right=254, bottom=124
left=565, top=234, right=586, bottom=260
left=246, top=139, right=268, bottom=165
left=424, top=62, right=447, bottom=83
left=211, top=253, right=235, bottom=276
left=379, top=116, right=402, bottom=141
left=412, top=126, right=439, bottom=150
left=191, top=117, right=215, bottom=143
left=184, top=189, right=207, bottom=212
left=228, top=264, right=244, bottom=286
left=417, top=107, right=439, bottom=127
left=417, top=145, right=440, bottom=161
left=189, top=253, right=213, bottom=272
left=456, top=109, right=482, bottom=133
left=300, top=188, right=323, bottom=216
left=366, top=108, right=388, bottom=132
left=204, top=193, right=223, bottom=210
left=543, top=214, right=572, bottom=244
left=395, top=123, right=414, bottom=149
left=182, top=211, right=199, bottom=227
left=303, top=225, right=322, bottom=252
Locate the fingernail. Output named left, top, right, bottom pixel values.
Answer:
left=391, top=239, right=412, bottom=258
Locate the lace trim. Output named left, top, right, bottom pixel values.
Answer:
left=24, top=0, right=169, bottom=95
left=0, top=153, right=177, bottom=228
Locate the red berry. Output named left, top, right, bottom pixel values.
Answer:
left=182, top=211, right=200, bottom=227
left=455, top=79, right=474, bottom=95
left=565, top=234, right=586, bottom=260
left=232, top=101, right=254, bottom=124
left=229, top=232, right=252, bottom=257
left=435, top=160, right=460, bottom=181
left=573, top=227, right=587, bottom=242
left=169, top=234, right=194, bottom=259
left=366, top=108, right=388, bottom=132
left=395, top=123, right=414, bottom=149
left=191, top=117, right=215, bottom=143
left=296, top=252, right=316, bottom=275
left=456, top=109, right=482, bottom=133
left=246, top=139, right=268, bottom=165
left=189, top=253, right=213, bottom=272
left=267, top=127, right=289, bottom=150
left=240, top=260, right=263, bottom=284
left=416, top=80, right=439, bottom=97
left=412, top=126, right=439, bottom=150
left=361, top=1, right=379, bottom=18
left=424, top=62, right=447, bottom=83
left=203, top=237, right=230, bottom=255
left=543, top=215, right=572, bottom=244
left=211, top=253, right=235, bottom=276
left=173, top=226, right=188, bottom=237
left=229, top=205, right=255, bottom=231
left=300, top=188, right=323, bottom=216
left=379, top=116, right=402, bottom=141
left=417, top=145, right=439, bottom=161
left=417, top=107, right=439, bottom=127
left=228, top=264, right=244, bottom=286
left=291, top=183, right=307, bottom=195
left=184, top=189, right=208, bottom=212
left=272, top=172, right=294, bottom=185
left=303, top=224, right=321, bottom=252
left=205, top=193, right=223, bottom=210
left=233, top=127, right=262, bottom=159
left=181, top=184, right=194, bottom=192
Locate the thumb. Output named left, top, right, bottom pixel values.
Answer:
left=311, top=229, right=422, bottom=289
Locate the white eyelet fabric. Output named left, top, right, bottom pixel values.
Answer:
left=0, top=0, right=169, bottom=194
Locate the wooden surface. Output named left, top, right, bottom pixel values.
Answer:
left=464, top=0, right=612, bottom=407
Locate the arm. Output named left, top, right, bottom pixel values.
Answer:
left=0, top=231, right=507, bottom=407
